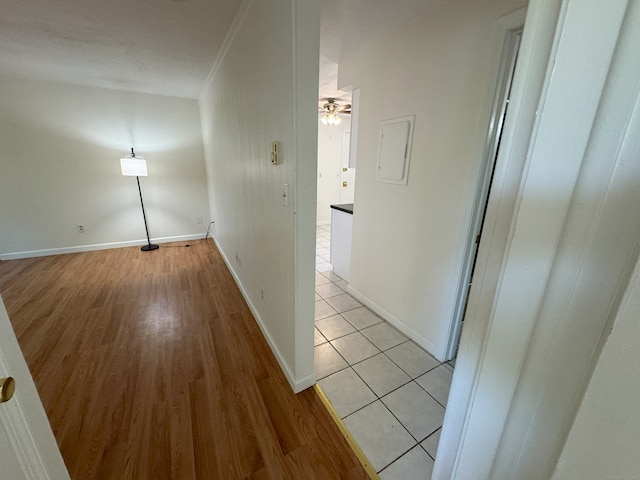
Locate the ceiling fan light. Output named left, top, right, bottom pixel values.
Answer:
left=319, top=98, right=348, bottom=126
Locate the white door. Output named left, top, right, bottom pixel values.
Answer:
left=339, top=130, right=355, bottom=204
left=445, top=22, right=523, bottom=361
left=0, top=296, right=70, bottom=480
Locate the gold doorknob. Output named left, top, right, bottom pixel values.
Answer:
left=0, top=377, right=15, bottom=403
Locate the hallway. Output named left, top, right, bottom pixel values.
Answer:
left=314, top=225, right=454, bottom=478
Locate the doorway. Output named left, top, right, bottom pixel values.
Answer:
left=316, top=102, right=353, bottom=225
left=446, top=24, right=524, bottom=360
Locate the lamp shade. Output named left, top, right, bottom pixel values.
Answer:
left=120, top=157, right=148, bottom=177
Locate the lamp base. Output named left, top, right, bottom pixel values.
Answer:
left=141, top=244, right=159, bottom=252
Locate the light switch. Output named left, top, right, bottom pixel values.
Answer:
left=282, top=182, right=289, bottom=207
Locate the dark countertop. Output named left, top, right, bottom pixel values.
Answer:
left=330, top=203, right=354, bottom=215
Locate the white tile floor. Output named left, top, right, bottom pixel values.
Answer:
left=314, top=224, right=454, bottom=478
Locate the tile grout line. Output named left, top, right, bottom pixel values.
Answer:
left=314, top=384, right=381, bottom=480
left=377, top=348, right=451, bottom=409
left=314, top=228, right=449, bottom=473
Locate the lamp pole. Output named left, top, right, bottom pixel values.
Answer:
left=136, top=174, right=158, bottom=251
left=126, top=147, right=158, bottom=252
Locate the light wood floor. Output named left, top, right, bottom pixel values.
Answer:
left=0, top=240, right=368, bottom=479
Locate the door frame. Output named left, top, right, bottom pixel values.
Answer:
left=435, top=1, right=562, bottom=475
left=435, top=0, right=636, bottom=477
left=445, top=9, right=526, bottom=360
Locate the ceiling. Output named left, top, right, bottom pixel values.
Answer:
left=319, top=0, right=439, bottom=101
left=0, top=0, right=437, bottom=100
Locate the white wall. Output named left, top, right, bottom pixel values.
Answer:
left=338, top=0, right=527, bottom=359
left=552, top=255, right=640, bottom=479
left=435, top=0, right=640, bottom=477
left=316, top=118, right=349, bottom=224
left=0, top=75, right=209, bottom=259
left=199, top=0, right=319, bottom=391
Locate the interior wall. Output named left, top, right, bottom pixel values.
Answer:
left=198, top=0, right=319, bottom=391
left=436, top=0, right=640, bottom=477
left=338, top=0, right=527, bottom=359
left=551, top=256, right=640, bottom=478
left=317, top=118, right=350, bottom=224
left=0, top=75, right=209, bottom=259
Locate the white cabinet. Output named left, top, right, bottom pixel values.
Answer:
left=330, top=204, right=353, bottom=281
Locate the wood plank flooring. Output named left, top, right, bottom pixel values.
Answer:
left=0, top=240, right=368, bottom=479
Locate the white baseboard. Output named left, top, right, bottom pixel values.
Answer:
left=346, top=285, right=444, bottom=361
left=315, top=221, right=331, bottom=226
left=211, top=236, right=312, bottom=393
left=0, top=234, right=204, bottom=261
left=292, top=372, right=316, bottom=393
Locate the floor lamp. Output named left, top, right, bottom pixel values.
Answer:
left=120, top=148, right=159, bottom=252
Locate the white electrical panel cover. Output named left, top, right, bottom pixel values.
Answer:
left=376, top=115, right=415, bottom=185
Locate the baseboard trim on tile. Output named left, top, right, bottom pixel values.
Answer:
left=314, top=384, right=380, bottom=480
left=346, top=285, right=443, bottom=361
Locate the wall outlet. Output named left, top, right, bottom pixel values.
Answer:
left=196, top=216, right=203, bottom=224
left=77, top=224, right=85, bottom=233
left=235, top=253, right=241, bottom=267
left=260, top=286, right=265, bottom=301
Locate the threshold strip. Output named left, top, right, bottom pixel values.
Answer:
left=313, top=384, right=380, bottom=480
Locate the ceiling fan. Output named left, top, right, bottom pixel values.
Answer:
left=319, top=98, right=351, bottom=125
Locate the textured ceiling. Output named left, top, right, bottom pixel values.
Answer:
left=0, top=0, right=243, bottom=99
left=320, top=0, right=439, bottom=103
left=0, top=0, right=434, bottom=100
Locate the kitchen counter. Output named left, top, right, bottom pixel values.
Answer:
left=330, top=203, right=354, bottom=215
